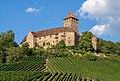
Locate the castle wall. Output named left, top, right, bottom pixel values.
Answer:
left=34, top=32, right=75, bottom=48
left=75, top=33, right=80, bottom=45
left=92, top=36, right=97, bottom=51
left=63, top=32, right=75, bottom=46
left=26, top=31, right=35, bottom=48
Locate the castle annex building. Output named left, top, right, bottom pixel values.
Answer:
left=20, top=12, right=97, bottom=49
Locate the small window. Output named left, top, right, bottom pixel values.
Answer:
left=68, top=41, right=71, bottom=43
left=61, top=35, right=66, bottom=37
left=55, top=37, right=58, bottom=39
left=56, top=40, right=58, bottom=42
left=68, top=37, right=70, bottom=39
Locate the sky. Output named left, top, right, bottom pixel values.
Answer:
left=0, top=0, right=120, bottom=45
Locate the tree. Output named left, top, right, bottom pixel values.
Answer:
left=55, top=40, right=66, bottom=49
left=6, top=47, right=21, bottom=63
left=0, top=30, right=18, bottom=63
left=21, top=43, right=33, bottom=56
left=78, top=31, right=94, bottom=52
left=97, top=38, right=120, bottom=54
left=115, top=42, right=120, bottom=55
left=0, top=30, right=18, bottom=48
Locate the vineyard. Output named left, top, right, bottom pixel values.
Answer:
left=47, top=57, right=120, bottom=81
left=0, top=56, right=120, bottom=81
left=0, top=56, right=98, bottom=81
left=0, top=71, right=97, bottom=81
left=0, top=56, right=46, bottom=71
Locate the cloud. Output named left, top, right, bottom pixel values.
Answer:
left=25, top=7, right=44, bottom=13
left=90, top=24, right=109, bottom=36
left=77, top=0, right=120, bottom=38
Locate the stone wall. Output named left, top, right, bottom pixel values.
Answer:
left=26, top=31, right=35, bottom=48
left=64, top=18, right=78, bottom=33
left=92, top=36, right=97, bottom=51
left=34, top=32, right=75, bottom=48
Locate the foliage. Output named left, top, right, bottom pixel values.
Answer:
left=21, top=43, right=33, bottom=56
left=78, top=31, right=94, bottom=52
left=43, top=48, right=71, bottom=58
left=0, top=30, right=18, bottom=63
left=0, top=30, right=18, bottom=48
left=6, top=47, right=21, bottom=63
left=82, top=53, right=97, bottom=61
left=54, top=40, right=66, bottom=49
left=97, top=38, right=120, bottom=55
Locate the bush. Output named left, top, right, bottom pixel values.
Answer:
left=72, top=50, right=87, bottom=55
left=82, top=53, right=97, bottom=61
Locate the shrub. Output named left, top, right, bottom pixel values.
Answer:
left=82, top=53, right=97, bottom=61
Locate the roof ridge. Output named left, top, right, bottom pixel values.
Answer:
left=34, top=27, right=65, bottom=33
left=64, top=11, right=78, bottom=20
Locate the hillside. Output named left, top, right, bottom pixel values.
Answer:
left=47, top=57, right=120, bottom=81
left=0, top=30, right=120, bottom=81
left=0, top=56, right=99, bottom=81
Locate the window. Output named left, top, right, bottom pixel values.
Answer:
left=68, top=37, right=70, bottom=39
left=61, top=34, right=66, bottom=37
left=55, top=37, right=58, bottom=39
left=68, top=41, right=71, bottom=43
left=56, top=40, right=58, bottom=43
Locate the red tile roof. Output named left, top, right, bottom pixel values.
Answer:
left=64, top=11, right=78, bottom=20
left=20, top=27, right=80, bottom=44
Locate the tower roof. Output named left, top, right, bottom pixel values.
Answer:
left=64, top=11, right=78, bottom=20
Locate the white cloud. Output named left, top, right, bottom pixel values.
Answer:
left=25, top=7, right=44, bottom=13
left=77, top=0, right=120, bottom=38
left=90, top=24, right=109, bottom=36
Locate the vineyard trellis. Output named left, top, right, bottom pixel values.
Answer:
left=0, top=56, right=45, bottom=71
left=0, top=56, right=106, bottom=81
left=47, top=57, right=120, bottom=81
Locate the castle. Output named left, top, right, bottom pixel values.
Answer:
left=20, top=12, right=97, bottom=50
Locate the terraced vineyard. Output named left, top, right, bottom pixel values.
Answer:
left=0, top=56, right=98, bottom=81
left=0, top=71, right=96, bottom=81
left=47, top=57, right=120, bottom=81
left=0, top=71, right=47, bottom=81
left=0, top=56, right=46, bottom=71
left=2, top=56, right=119, bottom=81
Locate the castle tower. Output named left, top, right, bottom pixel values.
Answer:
left=63, top=11, right=79, bottom=33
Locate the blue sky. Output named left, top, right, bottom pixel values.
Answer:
left=0, top=0, right=120, bottom=44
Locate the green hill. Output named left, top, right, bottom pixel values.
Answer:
left=0, top=56, right=97, bottom=81
left=47, top=57, right=120, bottom=81
left=0, top=56, right=120, bottom=81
